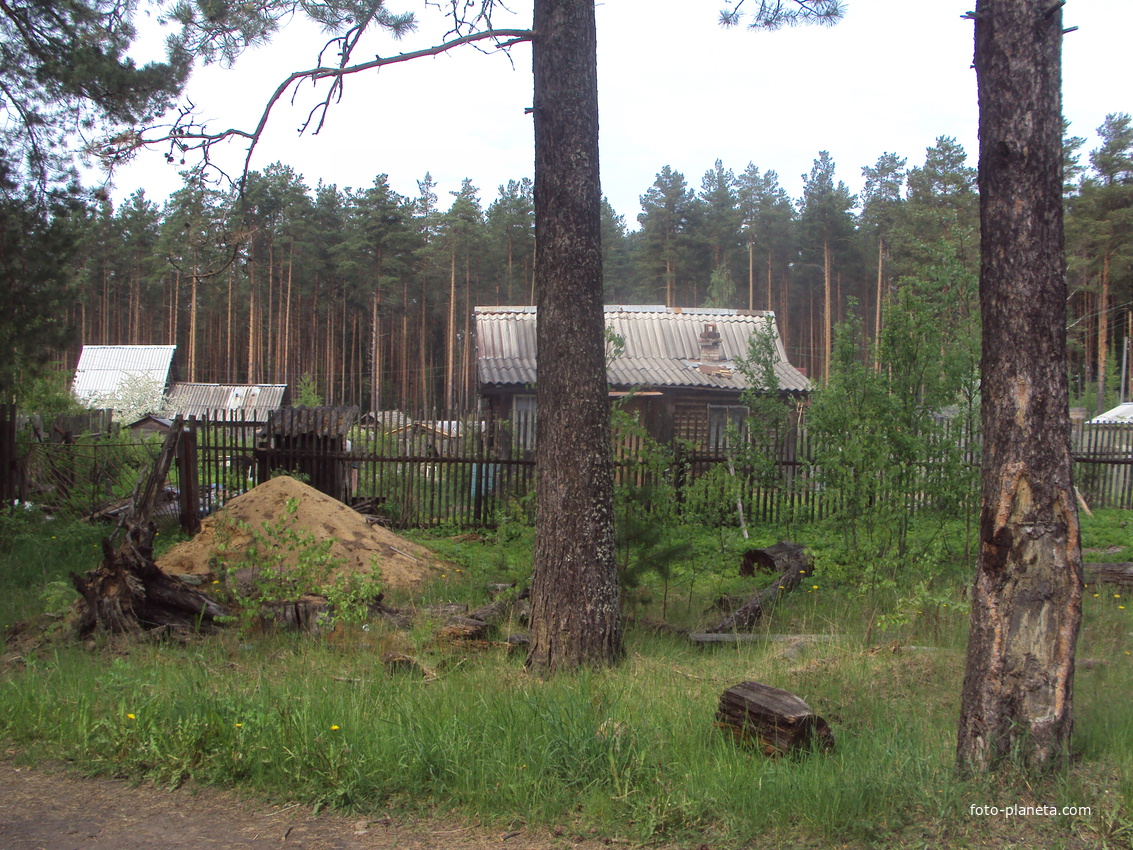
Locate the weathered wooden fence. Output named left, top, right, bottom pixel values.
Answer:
left=2, top=407, right=1131, bottom=528
left=1073, top=423, right=1133, bottom=510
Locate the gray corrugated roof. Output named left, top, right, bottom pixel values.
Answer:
left=475, top=306, right=811, bottom=393
left=71, top=345, right=177, bottom=403
left=165, top=383, right=287, bottom=421
left=1090, top=402, right=1133, bottom=425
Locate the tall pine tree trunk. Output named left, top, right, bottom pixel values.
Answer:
left=822, top=234, right=832, bottom=383
left=1096, top=251, right=1110, bottom=414
left=957, top=0, right=1082, bottom=774
left=526, top=0, right=621, bottom=674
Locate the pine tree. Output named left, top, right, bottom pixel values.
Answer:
left=637, top=166, right=695, bottom=306
left=798, top=151, right=856, bottom=382
left=957, top=0, right=1082, bottom=774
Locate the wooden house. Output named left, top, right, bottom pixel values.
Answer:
left=475, top=305, right=811, bottom=450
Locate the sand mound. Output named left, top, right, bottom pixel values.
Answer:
left=158, top=476, right=442, bottom=591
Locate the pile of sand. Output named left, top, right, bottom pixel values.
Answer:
left=158, top=476, right=442, bottom=590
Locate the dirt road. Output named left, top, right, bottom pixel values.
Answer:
left=0, top=761, right=615, bottom=850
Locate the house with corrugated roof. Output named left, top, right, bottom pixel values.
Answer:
left=164, top=382, right=288, bottom=423
left=475, top=305, right=811, bottom=449
left=71, top=345, right=178, bottom=419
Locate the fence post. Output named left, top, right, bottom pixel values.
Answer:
left=0, top=403, right=16, bottom=507
left=177, top=421, right=201, bottom=536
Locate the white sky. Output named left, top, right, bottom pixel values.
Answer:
left=105, top=0, right=1131, bottom=228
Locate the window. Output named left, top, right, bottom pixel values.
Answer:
left=708, top=404, right=748, bottom=452
left=513, top=394, right=537, bottom=452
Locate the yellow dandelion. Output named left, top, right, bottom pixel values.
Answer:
left=212, top=580, right=220, bottom=585
left=126, top=713, right=136, bottom=720
left=235, top=723, right=243, bottom=728
left=812, top=585, right=818, bottom=590
left=330, top=725, right=340, bottom=731
left=1116, top=594, right=1123, bottom=600
left=1095, top=593, right=1101, bottom=598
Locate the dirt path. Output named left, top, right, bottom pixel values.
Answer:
left=0, top=761, right=624, bottom=850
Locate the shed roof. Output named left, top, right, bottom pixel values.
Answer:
left=475, top=305, right=811, bottom=393
left=71, top=345, right=177, bottom=404
left=1090, top=402, right=1133, bottom=425
left=165, top=382, right=287, bottom=421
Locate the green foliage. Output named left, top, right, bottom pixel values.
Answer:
left=0, top=189, right=82, bottom=402
left=295, top=373, right=323, bottom=407
left=735, top=314, right=794, bottom=494
left=210, top=497, right=382, bottom=630
left=703, top=263, right=736, bottom=308
left=9, top=364, right=86, bottom=419
left=610, top=404, right=693, bottom=616
left=0, top=0, right=190, bottom=198
left=808, top=283, right=979, bottom=574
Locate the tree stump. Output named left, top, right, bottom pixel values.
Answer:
left=70, top=418, right=229, bottom=636
left=716, top=681, right=834, bottom=756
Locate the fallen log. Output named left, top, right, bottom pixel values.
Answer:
left=716, top=680, right=834, bottom=756
left=705, top=541, right=812, bottom=634
left=1084, top=563, right=1133, bottom=588
left=689, top=632, right=834, bottom=645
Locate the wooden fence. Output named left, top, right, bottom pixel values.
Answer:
left=2, top=406, right=1131, bottom=529
left=1073, top=423, right=1133, bottom=510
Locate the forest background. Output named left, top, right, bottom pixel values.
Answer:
left=12, top=122, right=1133, bottom=419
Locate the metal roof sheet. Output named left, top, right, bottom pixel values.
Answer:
left=71, top=345, right=177, bottom=403
left=475, top=306, right=811, bottom=393
left=165, top=383, right=287, bottom=421
left=1090, top=402, right=1133, bottom=425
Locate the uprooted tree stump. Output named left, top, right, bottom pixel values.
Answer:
left=717, top=681, right=834, bottom=756
left=701, top=541, right=812, bottom=635
left=70, top=418, right=229, bottom=636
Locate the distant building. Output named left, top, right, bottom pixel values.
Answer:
left=164, top=383, right=288, bottom=423
left=1089, top=402, right=1133, bottom=425
left=475, top=305, right=811, bottom=449
left=71, top=345, right=177, bottom=413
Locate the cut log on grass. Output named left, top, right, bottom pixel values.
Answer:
left=706, top=542, right=812, bottom=634
left=1084, top=563, right=1133, bottom=588
left=717, top=681, right=834, bottom=756
left=689, top=632, right=835, bottom=645
left=71, top=419, right=230, bottom=636
left=437, top=616, right=492, bottom=641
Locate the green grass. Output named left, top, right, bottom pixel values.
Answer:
left=2, top=509, right=1132, bottom=848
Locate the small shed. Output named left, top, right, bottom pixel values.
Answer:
left=71, top=345, right=177, bottom=413
left=126, top=415, right=174, bottom=438
left=256, top=406, right=360, bottom=502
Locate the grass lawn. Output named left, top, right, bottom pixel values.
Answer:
left=1, top=507, right=1131, bottom=849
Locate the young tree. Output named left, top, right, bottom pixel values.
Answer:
left=956, top=0, right=1082, bottom=774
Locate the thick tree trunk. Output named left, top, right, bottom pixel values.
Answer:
left=957, top=0, right=1082, bottom=774
left=526, top=0, right=622, bottom=674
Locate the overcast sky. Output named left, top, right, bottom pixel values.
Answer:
left=106, top=0, right=1131, bottom=227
